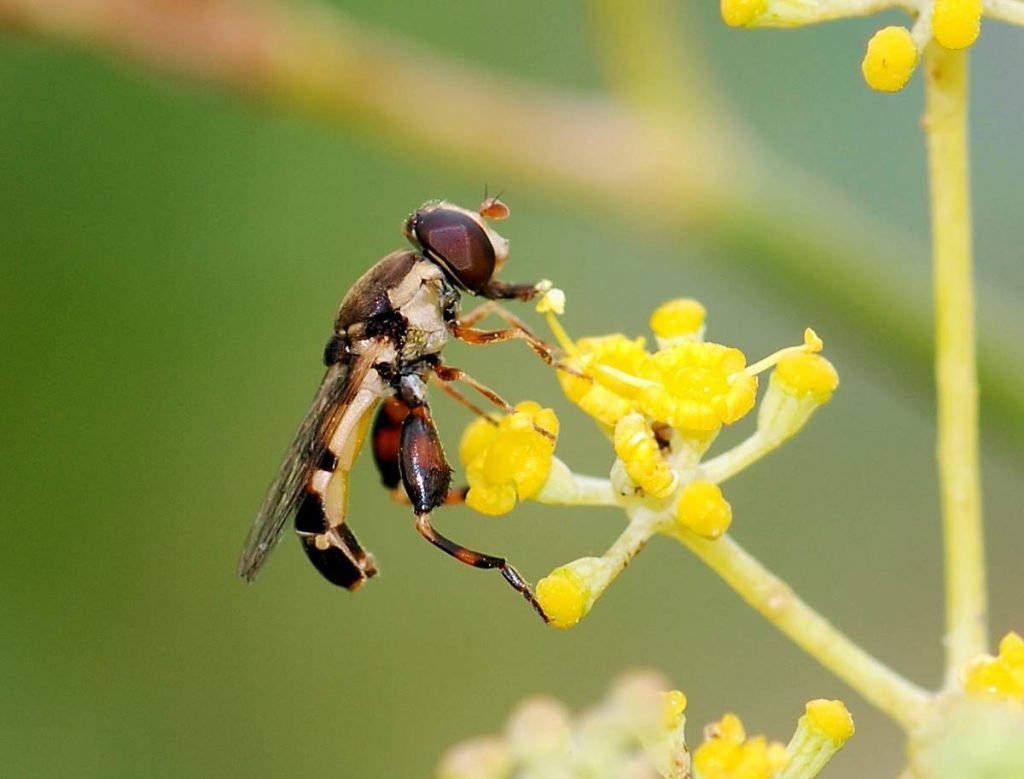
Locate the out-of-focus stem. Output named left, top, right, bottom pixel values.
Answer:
left=670, top=527, right=931, bottom=729
left=923, top=44, right=988, bottom=686
left=2, top=0, right=1023, bottom=447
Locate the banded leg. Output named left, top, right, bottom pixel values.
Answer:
left=398, top=399, right=548, bottom=622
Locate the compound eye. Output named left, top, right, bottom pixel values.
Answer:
left=414, top=208, right=495, bottom=293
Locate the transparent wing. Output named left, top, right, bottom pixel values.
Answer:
left=237, top=345, right=385, bottom=582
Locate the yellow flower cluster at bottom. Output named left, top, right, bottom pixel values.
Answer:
left=963, top=631, right=1024, bottom=702
left=693, top=713, right=789, bottom=779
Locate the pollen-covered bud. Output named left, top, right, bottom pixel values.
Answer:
left=650, top=297, right=707, bottom=348
left=757, top=352, right=838, bottom=445
left=535, top=556, right=607, bottom=629
left=460, top=402, right=559, bottom=516
left=637, top=342, right=758, bottom=433
left=862, top=26, right=919, bottom=93
left=613, top=413, right=678, bottom=498
left=781, top=700, right=855, bottom=779
left=695, top=713, right=789, bottom=779
left=675, top=480, right=732, bottom=539
left=933, top=0, right=982, bottom=49
left=963, top=631, right=1024, bottom=702
left=721, top=0, right=767, bottom=27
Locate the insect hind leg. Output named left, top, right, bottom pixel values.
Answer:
left=397, top=398, right=548, bottom=622
left=414, top=512, right=548, bottom=622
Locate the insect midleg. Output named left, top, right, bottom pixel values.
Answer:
left=397, top=399, right=548, bottom=622
left=429, top=362, right=515, bottom=414
left=431, top=373, right=495, bottom=421
left=429, top=361, right=555, bottom=443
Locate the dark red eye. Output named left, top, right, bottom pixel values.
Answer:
left=410, top=208, right=495, bottom=293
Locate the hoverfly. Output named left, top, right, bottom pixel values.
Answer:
left=237, top=198, right=556, bottom=619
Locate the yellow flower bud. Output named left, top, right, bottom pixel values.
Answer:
left=536, top=559, right=604, bottom=629
left=933, top=0, right=982, bottom=49
left=804, top=699, right=855, bottom=744
left=695, top=714, right=789, bottom=779
left=461, top=402, right=559, bottom=516
left=757, top=353, right=838, bottom=445
left=613, top=413, right=678, bottom=498
left=964, top=631, right=1024, bottom=701
left=662, top=690, right=688, bottom=729
left=650, top=298, right=707, bottom=346
left=775, top=352, right=839, bottom=402
left=862, top=26, right=919, bottom=93
left=675, top=481, right=732, bottom=539
left=637, top=342, right=757, bottom=432
left=458, top=416, right=498, bottom=465
left=721, top=0, right=767, bottom=28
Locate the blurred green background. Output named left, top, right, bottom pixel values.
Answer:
left=2, top=3, right=1022, bottom=777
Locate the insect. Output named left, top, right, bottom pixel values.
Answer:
left=237, top=198, right=557, bottom=619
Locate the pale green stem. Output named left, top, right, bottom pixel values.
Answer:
left=584, top=508, right=662, bottom=604
left=535, top=469, right=621, bottom=507
left=701, top=432, right=778, bottom=484
left=745, top=0, right=913, bottom=28
left=923, top=44, right=988, bottom=687
left=668, top=528, right=931, bottom=729
left=984, top=0, right=1024, bottom=24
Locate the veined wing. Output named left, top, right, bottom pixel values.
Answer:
left=237, top=341, right=388, bottom=582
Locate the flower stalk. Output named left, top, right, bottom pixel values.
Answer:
left=669, top=526, right=931, bottom=729
left=923, top=43, right=988, bottom=686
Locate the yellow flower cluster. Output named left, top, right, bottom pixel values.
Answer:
left=459, top=402, right=559, bottom=516
left=721, top=0, right=996, bottom=93
left=437, top=671, right=690, bottom=779
left=555, top=306, right=758, bottom=437
left=692, top=713, right=789, bottom=779
left=517, top=296, right=837, bottom=628
left=440, top=671, right=852, bottom=779
left=963, top=631, right=1024, bottom=702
